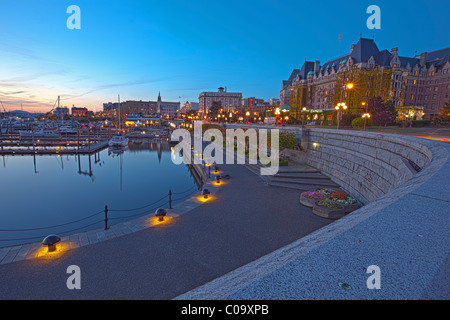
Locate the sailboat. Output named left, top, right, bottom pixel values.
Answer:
left=109, top=94, right=129, bottom=148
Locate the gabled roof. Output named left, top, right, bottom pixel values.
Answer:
left=321, top=55, right=349, bottom=71
left=426, top=47, right=450, bottom=62
left=399, top=56, right=420, bottom=68
left=287, top=69, right=300, bottom=83
left=298, top=61, right=315, bottom=79
left=350, top=38, right=380, bottom=63
left=375, top=50, right=391, bottom=66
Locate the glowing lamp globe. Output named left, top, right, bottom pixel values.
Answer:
left=202, top=189, right=211, bottom=199
left=155, top=208, right=167, bottom=222
left=42, top=235, right=61, bottom=253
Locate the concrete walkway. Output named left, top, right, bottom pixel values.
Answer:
left=0, top=162, right=332, bottom=299
left=1, top=136, right=448, bottom=300
left=176, top=139, right=450, bottom=300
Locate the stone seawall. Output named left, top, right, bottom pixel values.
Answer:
left=283, top=128, right=433, bottom=204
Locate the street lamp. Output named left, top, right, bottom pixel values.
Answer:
left=362, top=113, right=371, bottom=130
left=302, top=107, right=307, bottom=126
left=335, top=102, right=348, bottom=130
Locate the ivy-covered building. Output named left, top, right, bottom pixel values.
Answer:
left=280, top=37, right=450, bottom=122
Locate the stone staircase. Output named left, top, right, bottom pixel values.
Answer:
left=245, top=162, right=341, bottom=191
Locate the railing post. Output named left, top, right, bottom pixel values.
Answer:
left=169, top=190, right=172, bottom=209
left=104, top=205, right=109, bottom=230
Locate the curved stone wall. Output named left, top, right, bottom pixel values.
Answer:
left=291, top=128, right=434, bottom=204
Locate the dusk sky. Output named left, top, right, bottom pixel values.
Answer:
left=0, top=0, right=449, bottom=112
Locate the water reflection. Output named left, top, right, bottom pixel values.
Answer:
left=0, top=140, right=197, bottom=247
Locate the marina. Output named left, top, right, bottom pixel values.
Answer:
left=0, top=140, right=199, bottom=248
left=0, top=124, right=173, bottom=155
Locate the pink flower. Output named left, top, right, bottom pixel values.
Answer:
left=301, top=191, right=326, bottom=200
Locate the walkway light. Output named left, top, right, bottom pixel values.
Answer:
left=202, top=189, right=211, bottom=199
left=42, top=235, right=61, bottom=253
left=155, top=208, right=167, bottom=222
left=215, top=175, right=221, bottom=184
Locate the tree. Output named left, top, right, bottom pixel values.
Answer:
left=209, top=101, right=222, bottom=118
left=367, top=96, right=390, bottom=126
left=437, top=100, right=450, bottom=124
left=384, top=99, right=398, bottom=125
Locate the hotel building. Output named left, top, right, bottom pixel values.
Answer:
left=199, top=87, right=242, bottom=115
left=281, top=37, right=450, bottom=121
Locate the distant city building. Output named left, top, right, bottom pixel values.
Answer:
left=53, top=107, right=69, bottom=117
left=103, top=102, right=121, bottom=117
left=72, top=107, right=88, bottom=117
left=242, top=97, right=265, bottom=110
left=281, top=37, right=450, bottom=121
left=199, top=87, right=242, bottom=114
left=268, top=98, right=280, bottom=105
left=103, top=92, right=180, bottom=118
left=181, top=101, right=199, bottom=113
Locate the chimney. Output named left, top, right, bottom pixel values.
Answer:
left=314, top=60, right=321, bottom=73
left=390, top=47, right=398, bottom=55
left=350, top=44, right=355, bottom=54
left=419, top=52, right=427, bottom=68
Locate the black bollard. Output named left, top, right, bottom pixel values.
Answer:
left=169, top=190, right=172, bottom=209
left=104, top=205, right=109, bottom=230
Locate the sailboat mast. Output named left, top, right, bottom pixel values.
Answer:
left=118, top=94, right=121, bottom=133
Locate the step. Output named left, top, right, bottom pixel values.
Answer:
left=273, top=173, right=330, bottom=180
left=277, top=165, right=320, bottom=173
left=270, top=177, right=340, bottom=187
left=268, top=181, right=345, bottom=192
left=268, top=182, right=316, bottom=191
left=276, top=169, right=321, bottom=174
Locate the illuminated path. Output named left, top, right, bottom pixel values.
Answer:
left=1, top=131, right=448, bottom=300
left=0, top=162, right=332, bottom=299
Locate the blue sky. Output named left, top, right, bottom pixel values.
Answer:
left=0, top=0, right=449, bottom=112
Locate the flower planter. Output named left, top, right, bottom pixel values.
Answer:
left=299, top=195, right=317, bottom=208
left=341, top=202, right=360, bottom=214
left=312, top=201, right=346, bottom=220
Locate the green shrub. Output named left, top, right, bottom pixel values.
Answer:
left=352, top=117, right=373, bottom=128
left=279, top=132, right=298, bottom=150
left=412, top=120, right=431, bottom=127
left=341, top=114, right=359, bottom=126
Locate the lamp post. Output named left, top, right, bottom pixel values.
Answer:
left=274, top=107, right=280, bottom=125
left=362, top=113, right=371, bottom=130
left=361, top=101, right=369, bottom=130
left=281, top=106, right=289, bottom=126
left=301, top=107, right=307, bottom=127
left=335, top=102, right=347, bottom=130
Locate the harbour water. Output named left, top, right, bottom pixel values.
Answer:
left=0, top=140, right=198, bottom=247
